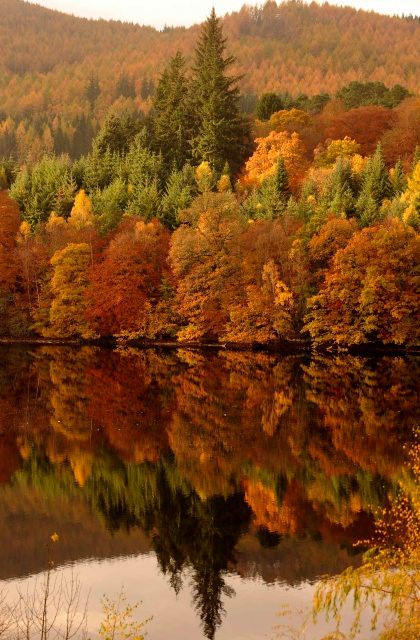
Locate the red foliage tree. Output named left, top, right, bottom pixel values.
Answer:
left=86, top=218, right=171, bottom=337
left=324, top=106, right=397, bottom=157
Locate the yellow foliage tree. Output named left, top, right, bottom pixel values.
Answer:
left=47, top=242, right=95, bottom=339
left=400, top=161, right=420, bottom=228
left=241, top=131, right=307, bottom=191
left=195, top=161, right=214, bottom=193
left=69, top=189, right=94, bottom=230
left=254, top=108, right=312, bottom=138
left=315, top=136, right=360, bottom=167
left=99, top=590, right=151, bottom=640
left=224, top=259, right=295, bottom=344
left=314, top=436, right=420, bottom=640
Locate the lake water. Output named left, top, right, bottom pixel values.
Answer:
left=0, top=346, right=418, bottom=639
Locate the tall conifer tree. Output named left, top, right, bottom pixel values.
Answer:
left=190, top=9, right=250, bottom=174
left=356, top=144, right=391, bottom=227
left=152, top=52, right=191, bottom=171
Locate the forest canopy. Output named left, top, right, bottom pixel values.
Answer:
left=0, top=4, right=419, bottom=350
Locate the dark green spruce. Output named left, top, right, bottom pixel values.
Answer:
left=190, top=9, right=250, bottom=174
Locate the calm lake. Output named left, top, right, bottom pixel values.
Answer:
left=0, top=346, right=418, bottom=639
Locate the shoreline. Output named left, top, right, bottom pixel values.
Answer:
left=0, top=336, right=418, bottom=356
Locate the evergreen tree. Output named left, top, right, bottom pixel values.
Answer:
left=356, top=144, right=391, bottom=227
left=190, top=9, right=250, bottom=174
left=85, top=74, right=100, bottom=112
left=274, top=155, right=290, bottom=202
left=92, top=178, right=128, bottom=234
left=255, top=93, right=283, bottom=121
left=95, top=111, right=142, bottom=155
left=71, top=114, right=96, bottom=159
left=10, top=155, right=72, bottom=226
left=116, top=73, right=136, bottom=99
left=321, top=158, right=356, bottom=218
left=124, top=132, right=163, bottom=220
left=83, top=140, right=121, bottom=192
left=152, top=52, right=191, bottom=171
left=160, top=164, right=195, bottom=229
left=390, top=159, right=406, bottom=196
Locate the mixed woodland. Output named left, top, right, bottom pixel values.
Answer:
left=0, top=5, right=419, bottom=349
left=0, top=0, right=419, bottom=162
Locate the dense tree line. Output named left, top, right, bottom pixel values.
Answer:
left=0, top=10, right=418, bottom=349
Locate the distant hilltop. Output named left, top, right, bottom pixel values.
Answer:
left=0, top=0, right=418, bottom=122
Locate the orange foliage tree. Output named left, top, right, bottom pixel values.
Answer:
left=0, top=191, right=27, bottom=334
left=304, top=219, right=420, bottom=346
left=169, top=192, right=245, bottom=342
left=241, top=130, right=307, bottom=191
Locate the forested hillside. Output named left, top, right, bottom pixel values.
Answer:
left=0, top=0, right=419, bottom=114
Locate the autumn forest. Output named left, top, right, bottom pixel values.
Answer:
left=0, top=2, right=419, bottom=350
left=0, top=2, right=419, bottom=639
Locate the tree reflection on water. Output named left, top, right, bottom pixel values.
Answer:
left=0, top=347, right=417, bottom=638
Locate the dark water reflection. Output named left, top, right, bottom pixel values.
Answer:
left=0, top=346, right=418, bottom=639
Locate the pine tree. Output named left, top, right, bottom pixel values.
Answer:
left=85, top=74, right=100, bottom=112
left=255, top=93, right=283, bottom=121
left=321, top=158, right=356, bottom=217
left=274, top=155, right=290, bottom=201
left=390, top=159, right=406, bottom=196
left=152, top=52, right=191, bottom=171
left=95, top=112, right=141, bottom=155
left=190, top=9, right=250, bottom=174
left=356, top=144, right=391, bottom=227
left=116, top=73, right=136, bottom=99
left=160, top=164, right=194, bottom=229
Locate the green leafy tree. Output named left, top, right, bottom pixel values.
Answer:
left=124, top=132, right=163, bottom=220
left=320, top=158, right=357, bottom=218
left=390, top=159, right=407, bottom=196
left=159, top=165, right=195, bottom=229
left=10, top=155, right=72, bottom=227
left=95, top=112, right=142, bottom=155
left=83, top=140, right=121, bottom=192
left=275, top=155, right=290, bottom=204
left=92, top=178, right=128, bottom=234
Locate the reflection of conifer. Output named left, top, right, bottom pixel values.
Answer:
left=147, top=466, right=252, bottom=639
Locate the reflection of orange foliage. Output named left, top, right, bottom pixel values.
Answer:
left=0, top=437, right=20, bottom=484
left=86, top=351, right=172, bottom=464
left=244, top=479, right=306, bottom=535
left=0, top=346, right=416, bottom=547
left=70, top=449, right=93, bottom=487
left=303, top=356, right=417, bottom=478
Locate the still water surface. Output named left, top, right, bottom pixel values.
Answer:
left=0, top=346, right=418, bottom=638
